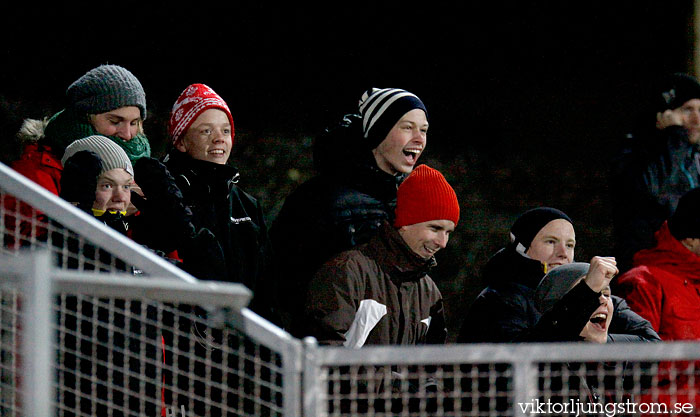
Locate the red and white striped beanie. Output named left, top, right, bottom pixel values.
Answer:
left=168, top=83, right=234, bottom=146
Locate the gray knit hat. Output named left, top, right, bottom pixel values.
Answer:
left=62, top=135, right=134, bottom=177
left=535, top=262, right=590, bottom=314
left=66, top=65, right=147, bottom=120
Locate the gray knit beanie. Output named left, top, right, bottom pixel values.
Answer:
left=535, top=262, right=590, bottom=314
left=66, top=65, right=147, bottom=120
left=62, top=135, right=134, bottom=177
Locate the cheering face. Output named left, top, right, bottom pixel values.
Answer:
left=398, top=219, right=455, bottom=259
left=579, top=287, right=614, bottom=343
left=526, top=219, right=576, bottom=270
left=177, top=109, right=232, bottom=164
left=372, top=109, right=428, bottom=175
left=90, top=106, right=142, bottom=142
left=93, top=168, right=134, bottom=212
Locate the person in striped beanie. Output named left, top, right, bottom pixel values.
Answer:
left=358, top=87, right=428, bottom=175
left=305, top=164, right=457, bottom=351
left=270, top=86, right=429, bottom=336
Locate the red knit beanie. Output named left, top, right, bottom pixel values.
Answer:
left=168, top=83, right=234, bottom=147
left=394, top=164, right=460, bottom=227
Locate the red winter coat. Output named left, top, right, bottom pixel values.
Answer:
left=617, top=221, right=700, bottom=409
left=11, top=143, right=63, bottom=195
left=4, top=144, right=62, bottom=247
left=617, top=221, right=700, bottom=341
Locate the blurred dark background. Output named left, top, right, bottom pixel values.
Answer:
left=0, top=2, right=696, bottom=341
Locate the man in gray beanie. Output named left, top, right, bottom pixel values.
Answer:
left=11, top=64, right=150, bottom=202
left=270, top=87, right=429, bottom=335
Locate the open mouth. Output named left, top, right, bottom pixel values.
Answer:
left=403, top=147, right=422, bottom=163
left=209, top=149, right=225, bottom=155
left=588, top=313, right=608, bottom=331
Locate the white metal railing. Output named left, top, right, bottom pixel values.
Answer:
left=0, top=160, right=300, bottom=416
left=3, top=160, right=700, bottom=416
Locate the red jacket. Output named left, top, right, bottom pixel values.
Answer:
left=11, top=143, right=63, bottom=195
left=4, top=144, right=62, bottom=247
left=617, top=221, right=700, bottom=410
left=617, top=221, right=700, bottom=341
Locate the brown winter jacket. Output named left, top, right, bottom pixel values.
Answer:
left=305, top=221, right=447, bottom=347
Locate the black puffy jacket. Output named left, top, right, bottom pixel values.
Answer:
left=457, top=246, right=660, bottom=343
left=270, top=114, right=405, bottom=336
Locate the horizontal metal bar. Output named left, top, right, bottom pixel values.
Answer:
left=314, top=341, right=700, bottom=366
left=52, top=270, right=252, bottom=309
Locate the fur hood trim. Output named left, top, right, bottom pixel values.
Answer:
left=16, top=118, right=49, bottom=145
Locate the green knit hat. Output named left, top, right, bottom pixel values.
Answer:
left=66, top=64, right=147, bottom=120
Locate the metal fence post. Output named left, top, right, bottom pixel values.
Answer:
left=21, top=251, right=55, bottom=417
left=302, top=337, right=321, bottom=417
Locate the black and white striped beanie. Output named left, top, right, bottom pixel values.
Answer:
left=358, top=88, right=427, bottom=146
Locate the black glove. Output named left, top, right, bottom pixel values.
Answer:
left=59, top=150, right=103, bottom=213
left=131, top=157, right=196, bottom=252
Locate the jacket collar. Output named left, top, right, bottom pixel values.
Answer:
left=633, top=221, right=700, bottom=282
left=164, top=149, right=240, bottom=192
left=372, top=222, right=436, bottom=282
left=482, top=245, right=546, bottom=289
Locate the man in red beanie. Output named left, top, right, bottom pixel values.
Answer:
left=157, top=83, right=272, bottom=313
left=304, top=164, right=459, bottom=347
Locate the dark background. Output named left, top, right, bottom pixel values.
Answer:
left=0, top=2, right=694, bottom=340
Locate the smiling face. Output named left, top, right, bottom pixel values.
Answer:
left=93, top=168, right=134, bottom=212
left=579, top=286, right=613, bottom=343
left=90, top=106, right=142, bottom=142
left=398, top=219, right=455, bottom=259
left=176, top=108, right=232, bottom=164
left=526, top=219, right=576, bottom=270
left=372, top=109, right=428, bottom=175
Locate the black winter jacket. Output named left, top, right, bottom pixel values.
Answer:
left=270, top=114, right=405, bottom=336
left=610, top=125, right=700, bottom=273
left=163, top=150, right=273, bottom=315
left=457, top=245, right=660, bottom=343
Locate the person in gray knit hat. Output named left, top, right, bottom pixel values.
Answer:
left=60, top=135, right=135, bottom=221
left=62, top=135, right=134, bottom=178
left=10, top=64, right=150, bottom=205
